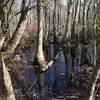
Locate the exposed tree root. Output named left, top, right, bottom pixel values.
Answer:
left=34, top=52, right=59, bottom=73
left=34, top=60, right=54, bottom=73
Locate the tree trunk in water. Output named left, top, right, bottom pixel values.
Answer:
left=77, top=45, right=82, bottom=73
left=93, top=38, right=96, bottom=67
left=36, top=72, right=44, bottom=100
left=35, top=0, right=45, bottom=66
left=1, top=57, right=16, bottom=100
left=35, top=0, right=45, bottom=99
left=88, top=46, right=94, bottom=65
left=67, top=49, right=72, bottom=86
left=89, top=69, right=100, bottom=100
left=62, top=50, right=69, bottom=88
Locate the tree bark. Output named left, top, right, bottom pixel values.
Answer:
left=35, top=0, right=45, bottom=65
left=1, top=57, right=16, bottom=100
left=89, top=69, right=100, bottom=100
left=0, top=0, right=30, bottom=58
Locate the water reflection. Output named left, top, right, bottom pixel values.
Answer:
left=23, top=50, right=68, bottom=99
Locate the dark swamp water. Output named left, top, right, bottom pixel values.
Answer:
left=15, top=44, right=94, bottom=100
left=0, top=44, right=95, bottom=100
left=23, top=46, right=68, bottom=99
